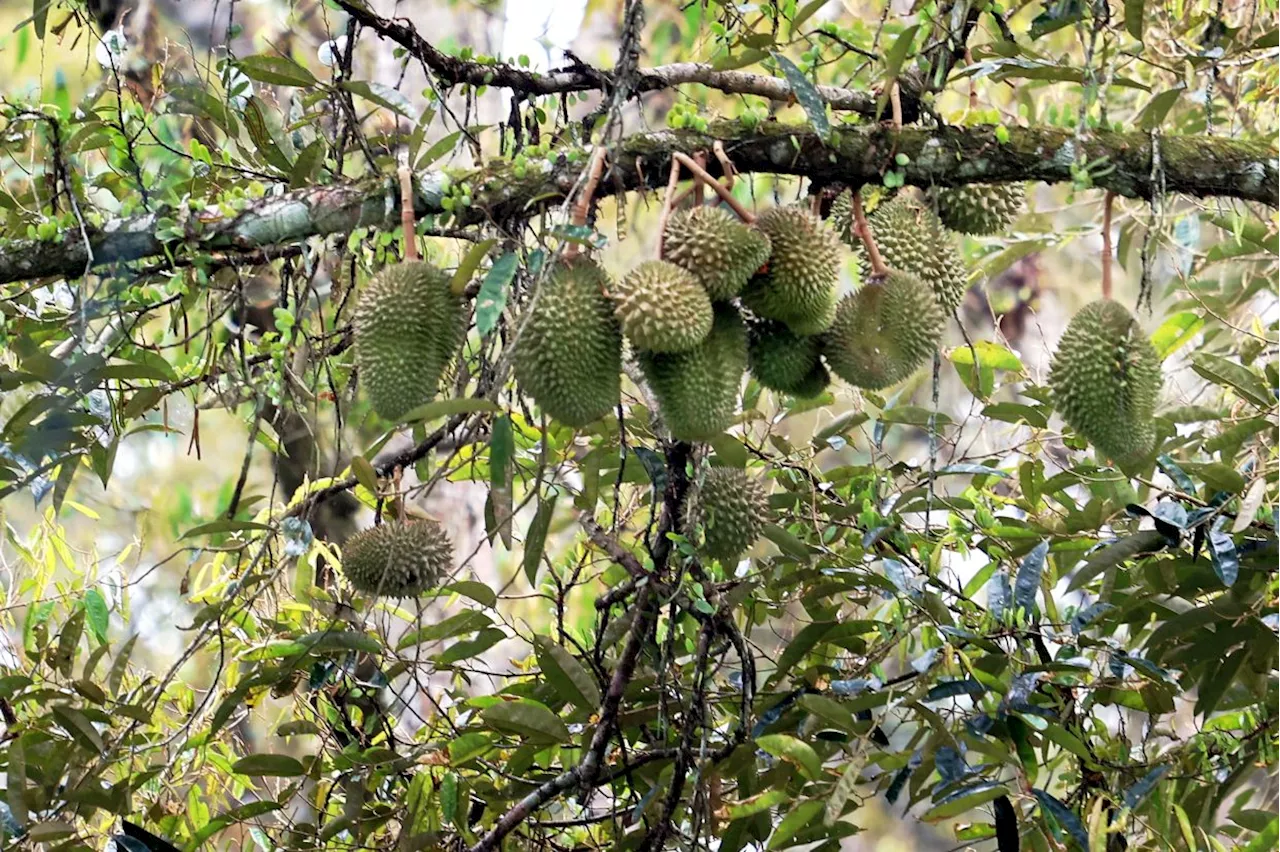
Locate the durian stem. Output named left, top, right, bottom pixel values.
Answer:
left=851, top=191, right=889, bottom=278
left=712, top=141, right=736, bottom=190
left=1101, top=190, right=1115, bottom=300
left=692, top=152, right=707, bottom=206
left=565, top=146, right=608, bottom=259
left=671, top=152, right=755, bottom=224
left=398, top=165, right=419, bottom=262
left=656, top=156, right=682, bottom=259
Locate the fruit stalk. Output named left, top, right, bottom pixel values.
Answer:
left=671, top=152, right=755, bottom=224
left=851, top=190, right=888, bottom=278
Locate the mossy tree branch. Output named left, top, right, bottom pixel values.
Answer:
left=0, top=121, right=1272, bottom=287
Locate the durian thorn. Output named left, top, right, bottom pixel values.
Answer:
left=565, top=145, right=608, bottom=259
left=851, top=191, right=888, bottom=276
left=671, top=151, right=755, bottom=224
left=656, top=155, right=683, bottom=259
left=398, top=164, right=419, bottom=263
left=1101, top=190, right=1115, bottom=301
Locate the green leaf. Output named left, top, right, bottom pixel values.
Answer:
left=878, top=25, right=920, bottom=116
left=1243, top=818, right=1278, bottom=852
left=1039, top=723, right=1093, bottom=761
left=825, top=761, right=859, bottom=825
left=756, top=734, right=823, bottom=780
left=350, top=456, right=379, bottom=493
left=51, top=705, right=104, bottom=754
left=771, top=52, right=830, bottom=143
left=1014, top=541, right=1048, bottom=614
left=1150, top=311, right=1204, bottom=358
left=481, top=699, right=570, bottom=743
left=533, top=635, right=601, bottom=712
left=799, top=694, right=856, bottom=731
left=1035, top=788, right=1089, bottom=849
left=231, top=754, right=306, bottom=777
left=1183, top=462, right=1247, bottom=494
left=923, top=782, right=1010, bottom=821
left=712, top=47, right=770, bottom=71
left=476, top=252, right=518, bottom=338
left=1124, top=0, right=1144, bottom=40
left=440, top=581, right=497, bottom=608
left=768, top=799, right=823, bottom=849
left=236, top=55, right=318, bottom=88
left=1190, top=353, right=1273, bottom=408
left=397, top=397, right=499, bottom=425
left=241, top=97, right=293, bottom=172
left=489, top=414, right=514, bottom=550
left=290, top=139, right=326, bottom=188
left=523, top=492, right=557, bottom=586
left=763, top=524, right=819, bottom=560
left=83, top=589, right=109, bottom=644
left=397, top=611, right=492, bottom=650
left=1138, top=88, right=1182, bottom=130
left=723, top=789, right=791, bottom=822
left=450, top=238, right=498, bottom=297
left=448, top=732, right=494, bottom=765
left=180, top=519, right=274, bottom=539
left=7, top=737, right=27, bottom=829
left=341, top=80, right=419, bottom=119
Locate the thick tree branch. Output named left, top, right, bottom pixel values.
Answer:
left=1, top=122, right=1273, bottom=287
left=334, top=0, right=889, bottom=117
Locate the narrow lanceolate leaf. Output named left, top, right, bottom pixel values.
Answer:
left=1207, top=527, right=1239, bottom=586
left=236, top=55, right=318, bottom=88
left=993, top=795, right=1020, bottom=852
left=1034, top=789, right=1089, bottom=850
left=988, top=570, right=1012, bottom=621
left=7, top=737, right=27, bottom=829
left=523, top=491, right=557, bottom=585
left=878, top=24, right=920, bottom=116
left=1124, top=0, right=1144, bottom=40
left=481, top=699, right=570, bottom=743
left=231, top=754, right=306, bottom=777
left=489, top=415, right=514, bottom=549
left=1190, top=353, right=1274, bottom=408
left=1122, top=765, right=1170, bottom=808
left=825, top=762, right=859, bottom=825
left=767, top=799, right=823, bottom=850
left=771, top=52, right=830, bottom=142
left=756, top=734, right=823, bottom=780
left=533, top=634, right=601, bottom=712
left=1014, top=541, right=1048, bottom=616
left=476, top=251, right=518, bottom=338
left=51, top=705, right=104, bottom=754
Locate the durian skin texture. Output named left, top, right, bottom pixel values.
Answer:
left=821, top=270, right=945, bottom=390
left=742, top=206, right=843, bottom=335
left=663, top=207, right=772, bottom=301
left=690, top=467, right=771, bottom=562
left=639, top=305, right=748, bottom=442
left=858, top=195, right=968, bottom=311
left=611, top=260, right=713, bottom=353
left=747, top=317, right=824, bottom=395
left=1049, top=298, right=1162, bottom=463
left=343, top=520, right=454, bottom=597
left=932, top=183, right=1025, bottom=236
left=355, top=261, right=466, bottom=421
left=514, top=256, right=622, bottom=427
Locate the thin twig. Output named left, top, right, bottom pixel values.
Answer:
left=656, top=156, right=682, bottom=259
left=671, top=152, right=754, bottom=223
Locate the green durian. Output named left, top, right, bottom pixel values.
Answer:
left=638, top=305, right=748, bottom=442
left=355, top=261, right=466, bottom=421
left=1048, top=299, right=1161, bottom=463
left=857, top=195, right=968, bottom=311
left=827, top=186, right=899, bottom=246
left=931, top=183, right=1024, bottom=235
left=688, top=467, right=770, bottom=562
left=610, top=260, right=713, bottom=353
left=514, top=256, right=622, bottom=427
left=821, top=270, right=945, bottom=390
left=663, top=206, right=772, bottom=301
left=343, top=520, right=454, bottom=597
left=747, top=317, right=824, bottom=396
left=791, top=361, right=832, bottom=398
left=741, top=206, right=843, bottom=335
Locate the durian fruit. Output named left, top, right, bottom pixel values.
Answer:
left=638, top=305, right=748, bottom=442
left=821, top=270, right=945, bottom=390
left=828, top=186, right=899, bottom=246
left=610, top=260, right=713, bottom=353
left=514, top=256, right=622, bottom=427
left=688, top=467, right=771, bottom=562
left=741, top=206, right=843, bottom=335
left=857, top=195, right=968, bottom=311
left=747, top=317, right=824, bottom=396
left=792, top=362, right=832, bottom=398
left=663, top=207, right=772, bottom=301
left=342, top=520, right=454, bottom=597
left=355, top=261, right=466, bottom=421
left=931, top=183, right=1025, bottom=235
left=1048, top=299, right=1161, bottom=463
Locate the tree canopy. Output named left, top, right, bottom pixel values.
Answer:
left=0, top=1, right=1275, bottom=851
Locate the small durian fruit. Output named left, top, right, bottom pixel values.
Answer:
left=741, top=206, right=843, bottom=335
left=1048, top=299, right=1161, bottom=463
left=821, top=270, right=945, bottom=390
left=514, top=256, right=622, bottom=427
left=747, top=317, right=824, bottom=396
left=931, top=183, right=1025, bottom=235
left=610, top=260, right=714, bottom=353
left=663, top=207, right=772, bottom=301
left=355, top=261, right=466, bottom=421
left=638, top=304, right=748, bottom=442
left=857, top=195, right=968, bottom=311
left=688, top=467, right=771, bottom=562
left=343, top=520, right=454, bottom=597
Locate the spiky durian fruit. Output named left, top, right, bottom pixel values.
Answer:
left=828, top=187, right=898, bottom=246
left=856, top=195, right=968, bottom=311
left=741, top=206, right=843, bottom=335
left=638, top=305, right=748, bottom=442
left=1048, top=299, right=1161, bottom=463
left=610, top=260, right=713, bottom=353
left=343, top=520, right=454, bottom=597
left=931, top=183, right=1025, bottom=235
left=663, top=207, right=772, bottom=301
left=514, top=256, right=621, bottom=427
left=355, top=261, right=466, bottom=421
left=747, top=318, right=824, bottom=396
left=821, top=270, right=945, bottom=390
left=688, top=467, right=771, bottom=562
